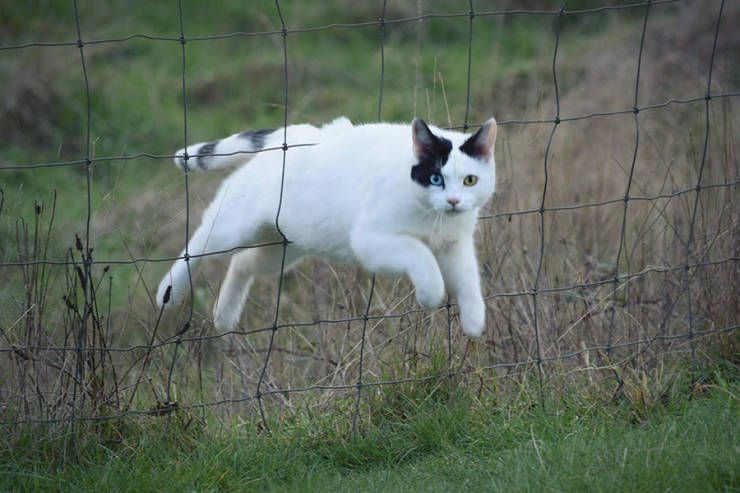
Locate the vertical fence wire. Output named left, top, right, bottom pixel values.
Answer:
left=255, top=0, right=292, bottom=433
left=163, top=0, right=195, bottom=415
left=69, top=0, right=92, bottom=448
left=606, top=1, right=651, bottom=361
left=683, top=0, right=725, bottom=376
left=530, top=2, right=567, bottom=412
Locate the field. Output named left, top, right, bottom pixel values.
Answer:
left=1, top=0, right=738, bottom=490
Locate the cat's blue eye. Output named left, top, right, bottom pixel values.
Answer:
left=429, top=173, right=443, bottom=186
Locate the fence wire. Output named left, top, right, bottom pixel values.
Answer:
left=0, top=0, right=737, bottom=432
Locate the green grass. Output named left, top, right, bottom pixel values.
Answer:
left=2, top=379, right=738, bottom=492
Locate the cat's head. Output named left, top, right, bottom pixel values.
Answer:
left=410, top=118, right=497, bottom=214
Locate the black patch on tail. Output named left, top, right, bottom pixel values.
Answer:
left=197, top=141, right=217, bottom=169
left=239, top=128, right=274, bottom=150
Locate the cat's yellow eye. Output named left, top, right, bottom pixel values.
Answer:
left=463, top=175, right=478, bottom=186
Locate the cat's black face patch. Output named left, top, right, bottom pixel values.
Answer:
left=411, top=129, right=452, bottom=188
left=239, top=128, right=274, bottom=150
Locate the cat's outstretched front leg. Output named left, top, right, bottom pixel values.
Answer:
left=351, top=232, right=445, bottom=310
left=435, top=236, right=486, bottom=337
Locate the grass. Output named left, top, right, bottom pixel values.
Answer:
left=2, top=377, right=737, bottom=492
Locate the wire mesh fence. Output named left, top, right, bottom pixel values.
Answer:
left=0, top=0, right=737, bottom=434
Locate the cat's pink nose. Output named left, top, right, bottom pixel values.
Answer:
left=447, top=198, right=460, bottom=206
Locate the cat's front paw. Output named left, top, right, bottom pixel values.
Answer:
left=414, top=272, right=446, bottom=310
left=459, top=299, right=486, bottom=338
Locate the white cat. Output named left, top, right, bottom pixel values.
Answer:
left=157, top=116, right=497, bottom=337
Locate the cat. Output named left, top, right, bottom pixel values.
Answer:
left=156, top=116, right=497, bottom=337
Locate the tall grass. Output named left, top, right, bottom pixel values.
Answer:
left=0, top=0, right=737, bottom=438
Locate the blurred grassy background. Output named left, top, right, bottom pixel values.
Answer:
left=0, top=0, right=738, bottom=428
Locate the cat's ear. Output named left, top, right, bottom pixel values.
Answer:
left=412, top=118, right=442, bottom=160
left=459, top=117, right=497, bottom=161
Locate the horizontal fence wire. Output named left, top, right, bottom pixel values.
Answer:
left=0, top=0, right=737, bottom=430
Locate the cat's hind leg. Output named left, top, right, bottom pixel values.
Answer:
left=156, top=238, right=206, bottom=309
left=213, top=244, right=303, bottom=330
left=156, top=210, right=264, bottom=308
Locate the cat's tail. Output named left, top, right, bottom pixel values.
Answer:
left=173, top=127, right=276, bottom=172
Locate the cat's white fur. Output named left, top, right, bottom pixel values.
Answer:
left=157, top=116, right=497, bottom=337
